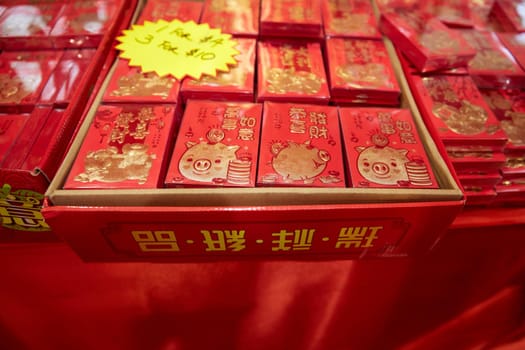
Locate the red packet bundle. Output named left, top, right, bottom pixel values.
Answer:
left=257, top=40, right=330, bottom=104
left=480, top=89, right=525, bottom=154
left=470, top=0, right=496, bottom=29
left=64, top=104, right=178, bottom=189
left=463, top=186, right=497, bottom=206
left=460, top=30, right=525, bottom=89
left=325, top=38, right=401, bottom=106
left=260, top=0, right=323, bottom=39
left=446, top=148, right=506, bottom=173
left=50, top=0, right=121, bottom=48
left=257, top=101, right=345, bottom=187
left=499, top=153, right=525, bottom=181
left=165, top=100, right=262, bottom=188
left=40, top=48, right=97, bottom=106
left=181, top=38, right=256, bottom=103
left=497, top=32, right=525, bottom=72
left=457, top=169, right=502, bottom=188
left=321, top=0, right=381, bottom=39
left=200, top=0, right=259, bottom=38
left=339, top=108, right=438, bottom=189
left=103, top=58, right=181, bottom=105
left=138, top=0, right=203, bottom=23
left=379, top=10, right=476, bottom=73
left=409, top=74, right=508, bottom=151
left=0, top=2, right=64, bottom=50
left=0, top=113, right=28, bottom=166
left=430, top=1, right=474, bottom=28
left=0, top=50, right=62, bottom=113
left=491, top=0, right=525, bottom=32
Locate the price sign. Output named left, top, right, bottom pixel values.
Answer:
left=116, top=19, right=239, bottom=80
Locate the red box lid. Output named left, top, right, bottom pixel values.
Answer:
left=322, top=0, right=381, bottom=39
left=200, top=0, right=258, bottom=37
left=340, top=107, right=439, bottom=188
left=138, top=0, right=203, bottom=23
left=181, top=38, right=256, bottom=103
left=165, top=100, right=263, bottom=187
left=257, top=101, right=345, bottom=187
left=64, top=104, right=178, bottom=189
left=103, top=58, right=181, bottom=104
left=257, top=40, right=330, bottom=104
left=409, top=74, right=508, bottom=149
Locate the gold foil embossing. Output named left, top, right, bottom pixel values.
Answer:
left=110, top=73, right=175, bottom=98
left=500, top=115, right=525, bottom=145
left=0, top=74, right=31, bottom=103
left=191, top=67, right=246, bottom=87
left=483, top=91, right=513, bottom=110
left=336, top=63, right=392, bottom=88
left=432, top=100, right=489, bottom=135
left=506, top=157, right=525, bottom=169
left=74, top=143, right=154, bottom=184
left=266, top=68, right=323, bottom=94
left=331, top=14, right=372, bottom=34
left=419, top=30, right=460, bottom=54
left=469, top=50, right=516, bottom=71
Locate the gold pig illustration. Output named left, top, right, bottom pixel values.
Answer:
left=355, top=145, right=410, bottom=186
left=271, top=140, right=331, bottom=183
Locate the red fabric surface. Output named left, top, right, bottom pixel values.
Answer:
left=1, top=212, right=525, bottom=350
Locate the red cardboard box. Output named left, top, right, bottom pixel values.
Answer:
left=257, top=101, right=345, bottom=187
left=50, top=0, right=122, bottom=49
left=180, top=38, right=256, bottom=103
left=460, top=30, right=525, bottom=89
left=260, top=0, right=323, bottom=39
left=42, top=36, right=464, bottom=262
left=64, top=104, right=178, bottom=189
left=408, top=74, right=508, bottom=150
left=40, top=48, right=97, bottom=106
left=379, top=10, right=476, bottom=73
left=103, top=58, right=181, bottom=104
left=257, top=40, right=330, bottom=104
left=200, top=0, right=259, bottom=38
left=0, top=2, right=64, bottom=50
left=340, top=107, right=439, bottom=188
left=322, top=0, right=382, bottom=39
left=165, top=100, right=262, bottom=188
left=325, top=37, right=401, bottom=106
left=137, top=0, right=203, bottom=23
left=0, top=50, right=62, bottom=113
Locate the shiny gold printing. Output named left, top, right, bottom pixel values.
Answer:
left=469, top=50, right=516, bottom=71
left=432, top=100, right=488, bottom=135
left=419, top=30, right=460, bottom=54
left=336, top=63, right=392, bottom=88
left=331, top=14, right=373, bottom=34
left=191, top=67, right=246, bottom=87
left=110, top=73, right=175, bottom=98
left=266, top=68, right=323, bottom=94
left=0, top=74, right=31, bottom=103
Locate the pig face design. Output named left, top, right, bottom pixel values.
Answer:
left=356, top=145, right=409, bottom=185
left=179, top=141, right=240, bottom=183
left=111, top=72, right=175, bottom=98
left=432, top=100, right=488, bottom=135
left=271, top=140, right=331, bottom=183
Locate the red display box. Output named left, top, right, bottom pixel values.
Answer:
left=64, top=104, right=178, bottom=189
left=181, top=38, right=256, bottom=103
left=40, top=48, right=97, bottom=107
left=260, top=0, right=323, bottom=39
left=257, top=40, right=330, bottom=104
left=408, top=74, right=508, bottom=151
left=322, top=0, right=382, bottom=39
left=0, top=2, right=64, bottom=50
left=50, top=0, right=122, bottom=49
left=0, top=0, right=138, bottom=242
left=257, top=101, right=344, bottom=187
left=43, top=37, right=464, bottom=261
left=103, top=58, right=181, bottom=104
left=379, top=10, right=476, bottom=73
left=325, top=37, right=401, bottom=106
left=200, top=0, right=259, bottom=38
left=137, top=0, right=203, bottom=23
left=0, top=50, right=62, bottom=113
left=340, top=107, right=438, bottom=188
left=460, top=30, right=525, bottom=89
left=165, top=100, right=262, bottom=188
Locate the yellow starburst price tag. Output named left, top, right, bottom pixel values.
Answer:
left=115, top=20, right=239, bottom=80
